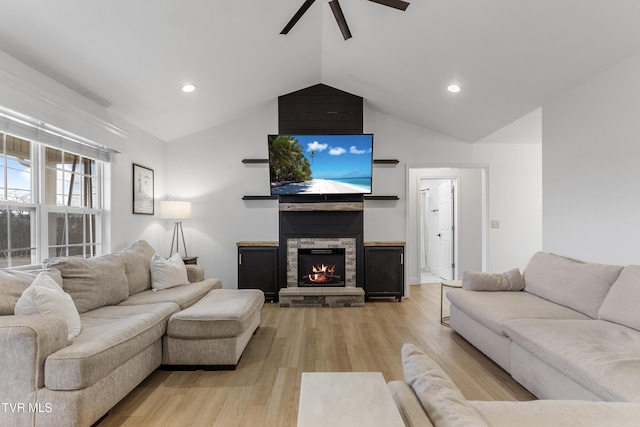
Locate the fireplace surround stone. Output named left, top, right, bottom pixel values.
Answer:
left=287, top=238, right=356, bottom=288
left=277, top=197, right=365, bottom=306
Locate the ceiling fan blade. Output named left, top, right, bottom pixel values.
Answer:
left=328, top=0, right=352, bottom=40
left=368, top=0, right=410, bottom=11
left=281, top=0, right=317, bottom=34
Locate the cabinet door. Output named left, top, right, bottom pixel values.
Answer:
left=238, top=247, right=278, bottom=301
left=365, top=247, right=404, bottom=301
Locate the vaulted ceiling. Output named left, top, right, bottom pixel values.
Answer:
left=1, top=1, right=639, bottom=143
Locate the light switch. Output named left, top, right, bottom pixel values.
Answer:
left=491, top=220, right=500, bottom=229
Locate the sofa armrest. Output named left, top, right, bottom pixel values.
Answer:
left=0, top=315, right=68, bottom=403
left=186, top=265, right=204, bottom=283
left=387, top=381, right=434, bottom=427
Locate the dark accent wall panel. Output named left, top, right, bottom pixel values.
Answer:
left=278, top=210, right=364, bottom=292
left=278, top=84, right=363, bottom=134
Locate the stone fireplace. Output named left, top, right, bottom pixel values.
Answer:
left=287, top=238, right=356, bottom=288
left=277, top=197, right=365, bottom=306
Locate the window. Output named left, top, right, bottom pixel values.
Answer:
left=0, top=132, right=103, bottom=267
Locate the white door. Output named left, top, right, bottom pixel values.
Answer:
left=438, top=180, right=454, bottom=280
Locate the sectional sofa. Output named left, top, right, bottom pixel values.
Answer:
left=0, top=241, right=263, bottom=427
left=445, top=251, right=640, bottom=403
left=389, top=343, right=640, bottom=427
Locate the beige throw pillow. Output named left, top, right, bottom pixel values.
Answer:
left=151, top=253, right=190, bottom=291
left=462, top=268, right=525, bottom=291
left=15, top=272, right=82, bottom=340
left=0, top=268, right=63, bottom=315
left=402, top=343, right=489, bottom=427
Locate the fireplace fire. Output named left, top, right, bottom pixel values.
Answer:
left=298, top=248, right=346, bottom=287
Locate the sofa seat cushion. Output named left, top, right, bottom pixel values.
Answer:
left=471, top=400, right=640, bottom=427
left=167, top=289, right=264, bottom=339
left=118, top=278, right=222, bottom=310
left=44, top=302, right=178, bottom=391
left=503, top=319, right=640, bottom=402
left=446, top=289, right=589, bottom=336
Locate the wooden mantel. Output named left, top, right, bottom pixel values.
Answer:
left=279, top=202, right=364, bottom=212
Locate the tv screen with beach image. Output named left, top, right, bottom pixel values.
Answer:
left=268, top=134, right=373, bottom=195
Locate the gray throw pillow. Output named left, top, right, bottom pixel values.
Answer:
left=462, top=268, right=525, bottom=291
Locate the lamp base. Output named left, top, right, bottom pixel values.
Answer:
left=169, top=221, right=188, bottom=257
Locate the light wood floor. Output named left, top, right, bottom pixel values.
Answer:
left=99, top=284, right=534, bottom=427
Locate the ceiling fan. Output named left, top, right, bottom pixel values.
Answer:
left=281, top=0, right=410, bottom=40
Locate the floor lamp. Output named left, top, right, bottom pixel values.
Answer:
left=160, top=201, right=192, bottom=257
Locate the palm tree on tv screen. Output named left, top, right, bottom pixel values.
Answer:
left=269, top=136, right=312, bottom=183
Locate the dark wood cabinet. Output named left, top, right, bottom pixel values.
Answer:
left=237, top=243, right=278, bottom=301
left=364, top=243, right=404, bottom=301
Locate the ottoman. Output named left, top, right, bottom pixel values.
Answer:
left=162, top=288, right=264, bottom=369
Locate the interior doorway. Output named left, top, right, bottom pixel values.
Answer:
left=419, top=179, right=456, bottom=283
left=406, top=165, right=487, bottom=288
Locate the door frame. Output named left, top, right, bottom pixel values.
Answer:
left=406, top=164, right=489, bottom=293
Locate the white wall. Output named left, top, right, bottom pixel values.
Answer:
left=165, top=102, right=280, bottom=288
left=106, top=122, right=167, bottom=253
left=0, top=50, right=167, bottom=256
left=165, top=102, right=477, bottom=288
left=165, top=97, right=546, bottom=290
left=473, top=143, right=543, bottom=272
left=542, top=53, right=640, bottom=265
left=362, top=106, right=474, bottom=243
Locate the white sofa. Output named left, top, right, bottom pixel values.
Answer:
left=446, top=251, right=640, bottom=402
left=0, top=241, right=263, bottom=427
left=389, top=343, right=640, bottom=427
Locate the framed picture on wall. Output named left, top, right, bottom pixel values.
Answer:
left=132, top=163, right=154, bottom=215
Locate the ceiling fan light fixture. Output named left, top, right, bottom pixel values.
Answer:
left=447, top=84, right=461, bottom=93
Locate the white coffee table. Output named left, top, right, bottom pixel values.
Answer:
left=297, top=372, right=405, bottom=427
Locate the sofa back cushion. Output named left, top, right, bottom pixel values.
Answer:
left=402, top=343, right=489, bottom=427
left=102, top=240, right=155, bottom=295
left=46, top=257, right=128, bottom=313
left=598, top=265, right=640, bottom=331
left=523, top=252, right=623, bottom=318
left=0, top=268, right=63, bottom=315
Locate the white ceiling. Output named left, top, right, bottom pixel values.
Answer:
left=0, top=0, right=639, bottom=143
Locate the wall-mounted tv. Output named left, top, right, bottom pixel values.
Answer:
left=268, top=134, right=373, bottom=195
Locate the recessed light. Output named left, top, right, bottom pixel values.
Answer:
left=181, top=84, right=197, bottom=93
left=447, top=84, right=461, bottom=93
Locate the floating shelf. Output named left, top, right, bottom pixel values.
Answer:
left=364, top=195, right=399, bottom=201
left=242, top=195, right=278, bottom=200
left=242, top=158, right=398, bottom=165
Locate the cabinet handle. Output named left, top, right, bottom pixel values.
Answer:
left=239, top=254, right=242, bottom=265
left=400, top=253, right=404, bottom=265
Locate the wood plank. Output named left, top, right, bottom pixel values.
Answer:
left=99, top=284, right=535, bottom=426
left=279, top=202, right=364, bottom=212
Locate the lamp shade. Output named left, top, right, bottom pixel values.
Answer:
left=160, top=201, right=191, bottom=219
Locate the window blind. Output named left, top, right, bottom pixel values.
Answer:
left=0, top=105, right=113, bottom=162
